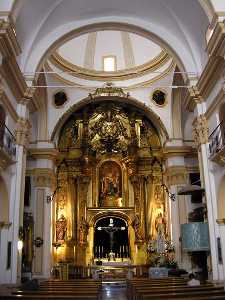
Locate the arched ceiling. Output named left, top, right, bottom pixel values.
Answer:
left=47, top=29, right=173, bottom=83
left=56, top=30, right=164, bottom=72
left=12, top=0, right=209, bottom=77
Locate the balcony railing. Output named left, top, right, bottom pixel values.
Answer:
left=0, top=123, right=16, bottom=159
left=208, top=120, right=225, bottom=164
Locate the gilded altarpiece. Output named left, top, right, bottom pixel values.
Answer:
left=52, top=100, right=169, bottom=265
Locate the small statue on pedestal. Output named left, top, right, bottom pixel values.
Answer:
left=79, top=217, right=89, bottom=245
left=132, top=215, right=143, bottom=241
left=56, top=214, right=67, bottom=242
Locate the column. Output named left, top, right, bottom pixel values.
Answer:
left=33, top=167, right=55, bottom=278
left=11, top=105, right=31, bottom=283
left=166, top=164, right=190, bottom=269
left=192, top=110, right=221, bottom=280
left=76, top=175, right=90, bottom=265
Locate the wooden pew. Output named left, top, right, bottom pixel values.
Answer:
left=0, top=279, right=102, bottom=300
left=127, top=278, right=225, bottom=300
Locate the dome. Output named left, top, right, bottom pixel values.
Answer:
left=49, top=30, right=171, bottom=81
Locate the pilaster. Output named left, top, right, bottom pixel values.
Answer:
left=192, top=103, right=222, bottom=280
left=33, top=168, right=55, bottom=278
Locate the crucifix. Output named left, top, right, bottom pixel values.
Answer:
left=97, top=218, right=126, bottom=258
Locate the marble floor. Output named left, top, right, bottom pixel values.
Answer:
left=101, top=281, right=127, bottom=300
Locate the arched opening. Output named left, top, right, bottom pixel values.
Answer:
left=0, top=105, right=6, bottom=147
left=50, top=96, right=173, bottom=268
left=94, top=217, right=129, bottom=262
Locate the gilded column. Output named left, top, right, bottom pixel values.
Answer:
left=76, top=175, right=91, bottom=265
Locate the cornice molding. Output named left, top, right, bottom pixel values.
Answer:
left=197, top=55, right=225, bottom=99
left=45, top=60, right=175, bottom=91
left=1, top=56, right=27, bottom=101
left=0, top=20, right=21, bottom=58
left=205, top=82, right=225, bottom=119
left=207, top=21, right=225, bottom=57
left=28, top=148, right=59, bottom=161
left=163, top=145, right=197, bottom=158
left=0, top=88, right=19, bottom=121
left=50, top=50, right=170, bottom=81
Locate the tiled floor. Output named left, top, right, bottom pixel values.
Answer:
left=101, top=281, right=127, bottom=300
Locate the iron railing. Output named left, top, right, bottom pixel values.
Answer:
left=0, top=123, right=16, bottom=158
left=208, top=120, right=225, bottom=156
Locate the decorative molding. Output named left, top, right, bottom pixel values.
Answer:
left=184, top=86, right=203, bottom=112
left=1, top=56, right=27, bottom=101
left=0, top=148, right=15, bottom=171
left=0, top=88, right=18, bottom=121
left=45, top=60, right=175, bottom=92
left=165, top=166, right=188, bottom=186
left=49, top=49, right=170, bottom=81
left=210, top=146, right=225, bottom=166
left=207, top=21, right=225, bottom=57
left=197, top=55, right=225, bottom=99
left=0, top=222, right=12, bottom=229
left=33, top=168, right=55, bottom=188
left=0, top=20, right=21, bottom=58
left=15, top=117, right=31, bottom=147
left=192, top=114, right=209, bottom=147
left=163, top=146, right=196, bottom=158
left=205, top=82, right=225, bottom=119
left=89, top=82, right=129, bottom=99
left=28, top=148, right=59, bottom=161
left=216, top=218, right=225, bottom=225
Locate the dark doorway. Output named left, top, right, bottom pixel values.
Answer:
left=94, top=217, right=129, bottom=259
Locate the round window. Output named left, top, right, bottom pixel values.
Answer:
left=54, top=91, right=68, bottom=107
left=152, top=90, right=166, bottom=106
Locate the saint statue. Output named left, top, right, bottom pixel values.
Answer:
left=132, top=215, right=143, bottom=241
left=56, top=214, right=67, bottom=242
left=155, top=213, right=166, bottom=237
left=79, top=217, right=89, bottom=245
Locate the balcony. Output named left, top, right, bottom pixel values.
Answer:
left=0, top=124, right=16, bottom=169
left=209, top=120, right=225, bottom=165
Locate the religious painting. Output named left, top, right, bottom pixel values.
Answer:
left=99, top=161, right=122, bottom=207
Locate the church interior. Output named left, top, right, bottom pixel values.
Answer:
left=1, top=0, right=225, bottom=299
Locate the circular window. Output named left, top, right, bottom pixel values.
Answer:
left=152, top=90, right=166, bottom=106
left=54, top=91, right=68, bottom=107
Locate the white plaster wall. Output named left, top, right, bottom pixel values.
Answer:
left=205, top=77, right=224, bottom=112
left=183, top=112, right=195, bottom=141
left=46, top=71, right=173, bottom=141
left=30, top=111, right=38, bottom=142
left=2, top=78, right=18, bottom=109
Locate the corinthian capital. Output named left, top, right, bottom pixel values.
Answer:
left=15, top=117, right=31, bottom=147
left=192, top=114, right=209, bottom=147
